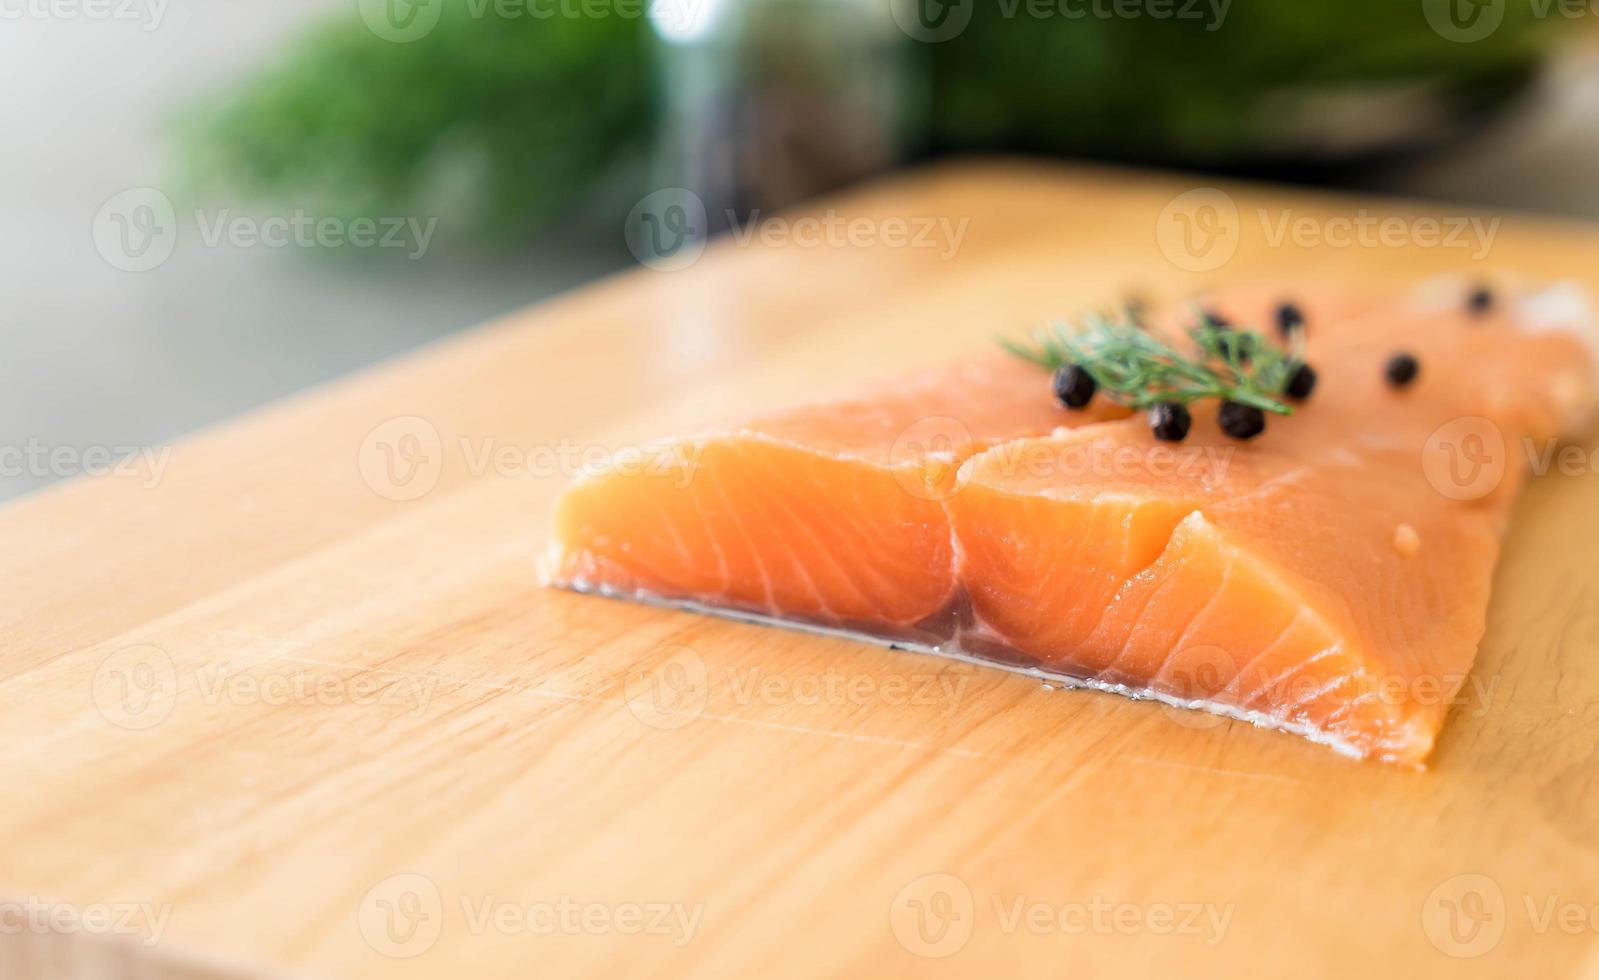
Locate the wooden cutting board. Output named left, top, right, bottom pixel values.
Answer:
left=6, top=161, right=1599, bottom=980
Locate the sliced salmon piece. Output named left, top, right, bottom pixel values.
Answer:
left=547, top=280, right=1597, bottom=765
left=550, top=353, right=1125, bottom=636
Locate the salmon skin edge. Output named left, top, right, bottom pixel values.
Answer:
left=550, top=573, right=1372, bottom=764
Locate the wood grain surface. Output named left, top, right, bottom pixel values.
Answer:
left=6, top=161, right=1599, bottom=979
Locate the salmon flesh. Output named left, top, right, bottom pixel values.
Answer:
left=546, top=280, right=1599, bottom=766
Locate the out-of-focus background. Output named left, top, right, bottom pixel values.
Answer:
left=3, top=0, right=1597, bottom=499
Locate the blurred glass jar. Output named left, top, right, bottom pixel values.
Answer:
left=649, top=0, right=925, bottom=233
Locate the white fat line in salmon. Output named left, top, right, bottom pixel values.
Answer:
left=1257, top=210, right=1500, bottom=261
left=725, top=210, right=971, bottom=261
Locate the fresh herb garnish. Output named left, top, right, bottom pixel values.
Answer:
left=1001, top=308, right=1305, bottom=416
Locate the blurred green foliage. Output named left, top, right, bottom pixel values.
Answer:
left=181, top=0, right=1559, bottom=240
left=180, top=3, right=653, bottom=239
left=930, top=2, right=1556, bottom=161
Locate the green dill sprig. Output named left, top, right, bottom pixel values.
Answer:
left=1001, top=307, right=1305, bottom=415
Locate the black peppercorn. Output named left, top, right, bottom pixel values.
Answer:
left=1053, top=364, right=1097, bottom=409
left=1276, top=302, right=1305, bottom=339
left=1149, top=402, right=1192, bottom=442
left=1385, top=352, right=1420, bottom=389
left=1218, top=401, right=1267, bottom=440
left=1467, top=285, right=1494, bottom=316
left=1284, top=362, right=1317, bottom=400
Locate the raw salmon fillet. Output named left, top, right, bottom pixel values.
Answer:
left=547, top=280, right=1598, bottom=766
